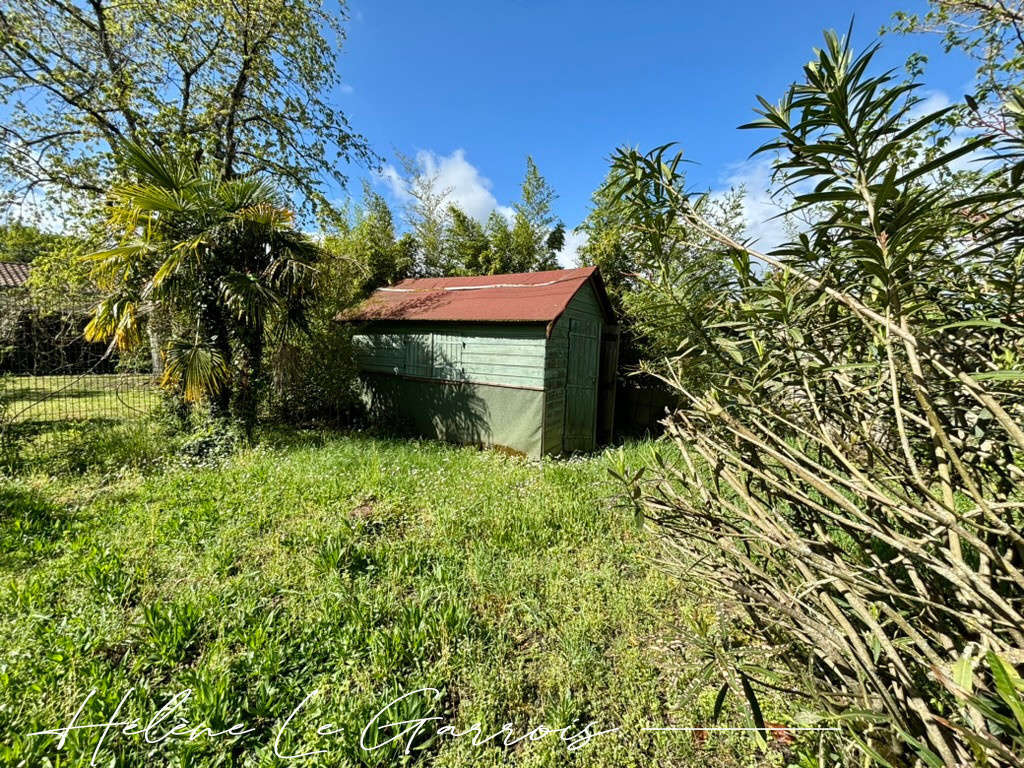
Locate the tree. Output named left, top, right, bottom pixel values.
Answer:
left=267, top=190, right=412, bottom=425
left=576, top=165, right=745, bottom=382
left=576, top=171, right=644, bottom=306
left=511, top=156, right=564, bottom=271
left=481, top=210, right=515, bottom=274
left=86, top=142, right=320, bottom=433
left=372, top=153, right=563, bottom=276
left=509, top=213, right=537, bottom=273
left=0, top=222, right=100, bottom=318
left=333, top=188, right=415, bottom=295
left=25, top=237, right=96, bottom=316
left=393, top=153, right=454, bottom=276
left=890, top=0, right=1024, bottom=193
left=0, top=0, right=373, bottom=219
left=611, top=29, right=1024, bottom=767
left=0, top=224, right=97, bottom=365
left=890, top=0, right=1024, bottom=110
left=444, top=204, right=489, bottom=275
left=0, top=221, right=67, bottom=263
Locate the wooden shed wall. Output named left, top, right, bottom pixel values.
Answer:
left=353, top=322, right=547, bottom=389
left=357, top=371, right=545, bottom=457
left=352, top=322, right=548, bottom=456
left=543, top=281, right=606, bottom=454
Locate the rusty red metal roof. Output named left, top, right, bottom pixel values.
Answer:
left=342, top=267, right=609, bottom=323
left=0, top=262, right=30, bottom=288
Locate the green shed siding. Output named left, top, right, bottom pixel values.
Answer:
left=359, top=372, right=544, bottom=457
left=543, top=282, right=604, bottom=453
left=542, top=339, right=567, bottom=455
left=353, top=323, right=547, bottom=390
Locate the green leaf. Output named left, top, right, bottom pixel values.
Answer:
left=894, top=136, right=991, bottom=186
left=163, top=339, right=230, bottom=401
left=952, top=650, right=975, bottom=694
left=715, top=338, right=745, bottom=365
left=936, top=319, right=1023, bottom=333
left=878, top=725, right=947, bottom=768
left=712, top=682, right=729, bottom=724
left=739, top=672, right=766, bottom=740
left=971, top=370, right=1024, bottom=381
left=988, top=652, right=1024, bottom=732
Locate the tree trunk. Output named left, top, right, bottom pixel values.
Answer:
left=197, top=297, right=233, bottom=421
left=146, top=305, right=170, bottom=377
left=230, top=322, right=264, bottom=437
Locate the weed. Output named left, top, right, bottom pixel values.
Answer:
left=142, top=598, right=205, bottom=666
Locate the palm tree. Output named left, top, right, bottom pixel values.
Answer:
left=86, top=142, right=320, bottom=433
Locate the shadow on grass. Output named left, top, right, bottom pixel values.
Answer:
left=3, top=418, right=169, bottom=475
left=5, top=416, right=128, bottom=435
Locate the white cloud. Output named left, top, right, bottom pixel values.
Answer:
left=380, top=149, right=512, bottom=223
left=908, top=90, right=952, bottom=120
left=718, top=156, right=790, bottom=253
left=379, top=164, right=406, bottom=199
left=557, top=229, right=588, bottom=268
left=339, top=83, right=355, bottom=95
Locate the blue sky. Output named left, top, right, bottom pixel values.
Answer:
left=335, top=0, right=974, bottom=261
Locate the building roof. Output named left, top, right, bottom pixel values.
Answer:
left=0, top=262, right=30, bottom=288
left=342, top=266, right=612, bottom=324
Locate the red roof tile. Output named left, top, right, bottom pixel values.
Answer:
left=0, top=262, right=30, bottom=288
left=342, top=267, right=607, bottom=323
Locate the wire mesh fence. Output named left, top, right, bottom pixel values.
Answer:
left=1, top=300, right=160, bottom=464
left=2, top=372, right=160, bottom=424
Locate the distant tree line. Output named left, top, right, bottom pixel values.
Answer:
left=327, top=155, right=566, bottom=301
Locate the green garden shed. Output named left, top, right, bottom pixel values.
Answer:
left=344, top=266, right=618, bottom=457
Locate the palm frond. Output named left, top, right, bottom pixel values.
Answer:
left=219, top=270, right=281, bottom=323
left=84, top=296, right=143, bottom=350
left=263, top=242, right=320, bottom=290
left=217, top=178, right=280, bottom=212
left=85, top=243, right=156, bottom=288
left=108, top=183, right=193, bottom=214
left=151, top=249, right=187, bottom=289
left=116, top=141, right=198, bottom=190
left=235, top=202, right=294, bottom=229
left=162, top=338, right=230, bottom=402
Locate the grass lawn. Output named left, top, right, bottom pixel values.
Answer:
left=0, top=431, right=768, bottom=767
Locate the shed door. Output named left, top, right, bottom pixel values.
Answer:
left=563, top=318, right=600, bottom=451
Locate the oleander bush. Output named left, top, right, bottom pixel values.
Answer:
left=610, top=29, right=1024, bottom=767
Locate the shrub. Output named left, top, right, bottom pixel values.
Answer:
left=266, top=327, right=366, bottom=427
left=174, top=417, right=246, bottom=467
left=611, top=30, right=1024, bottom=767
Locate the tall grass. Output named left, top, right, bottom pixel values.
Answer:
left=0, top=434, right=771, bottom=767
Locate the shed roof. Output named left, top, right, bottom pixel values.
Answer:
left=0, top=262, right=30, bottom=288
left=342, top=266, right=612, bottom=324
